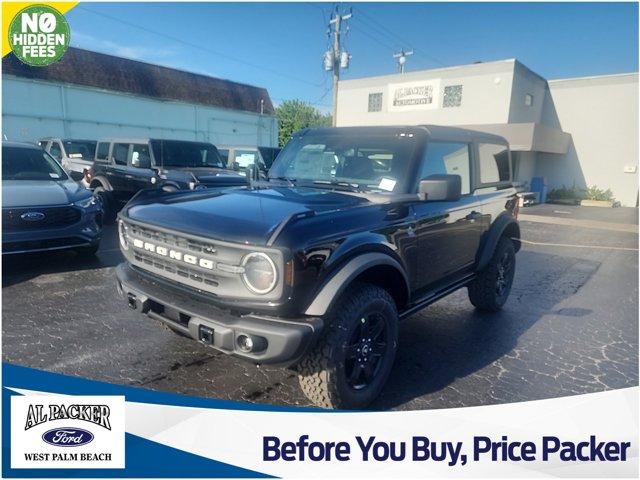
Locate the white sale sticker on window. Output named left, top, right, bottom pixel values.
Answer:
left=378, top=178, right=396, bottom=191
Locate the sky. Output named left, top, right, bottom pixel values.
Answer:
left=65, top=2, right=639, bottom=112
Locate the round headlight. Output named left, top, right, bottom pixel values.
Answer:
left=118, top=220, right=129, bottom=250
left=241, top=252, right=277, bottom=295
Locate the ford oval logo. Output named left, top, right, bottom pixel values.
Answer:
left=20, top=211, right=45, bottom=222
left=42, top=428, right=94, bottom=447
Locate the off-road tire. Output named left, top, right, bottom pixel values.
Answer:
left=297, top=282, right=398, bottom=409
left=468, top=237, right=516, bottom=312
left=93, top=186, right=116, bottom=224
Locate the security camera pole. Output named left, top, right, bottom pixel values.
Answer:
left=324, top=7, right=352, bottom=126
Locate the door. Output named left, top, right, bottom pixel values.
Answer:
left=127, top=143, right=156, bottom=194
left=412, top=141, right=484, bottom=292
left=107, top=142, right=132, bottom=203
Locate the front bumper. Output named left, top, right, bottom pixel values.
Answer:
left=115, top=263, right=323, bottom=366
left=2, top=209, right=102, bottom=255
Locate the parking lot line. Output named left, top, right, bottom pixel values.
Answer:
left=519, top=214, right=639, bottom=234
left=515, top=238, right=638, bottom=251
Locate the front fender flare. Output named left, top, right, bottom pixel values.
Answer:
left=89, top=176, right=113, bottom=191
left=476, top=213, right=520, bottom=271
left=304, top=252, right=409, bottom=317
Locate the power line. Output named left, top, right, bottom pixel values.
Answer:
left=76, top=6, right=326, bottom=88
left=349, top=22, right=396, bottom=53
left=355, top=8, right=447, bottom=67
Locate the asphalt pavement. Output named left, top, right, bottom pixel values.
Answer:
left=2, top=206, right=638, bottom=410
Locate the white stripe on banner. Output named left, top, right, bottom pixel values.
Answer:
left=11, top=386, right=639, bottom=477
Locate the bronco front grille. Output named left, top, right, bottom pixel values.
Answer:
left=120, top=219, right=283, bottom=300
left=132, top=250, right=220, bottom=288
left=3, top=206, right=81, bottom=231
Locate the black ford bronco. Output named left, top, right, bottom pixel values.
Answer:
left=115, top=126, right=520, bottom=409
left=86, top=138, right=247, bottom=222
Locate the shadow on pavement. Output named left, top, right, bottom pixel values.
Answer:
left=371, top=249, right=599, bottom=410
left=2, top=225, right=122, bottom=288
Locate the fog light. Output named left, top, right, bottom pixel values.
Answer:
left=237, top=334, right=253, bottom=353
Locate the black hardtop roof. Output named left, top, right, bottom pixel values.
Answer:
left=295, top=125, right=509, bottom=146
left=3, top=142, right=39, bottom=149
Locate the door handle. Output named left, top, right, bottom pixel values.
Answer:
left=124, top=174, right=134, bottom=179
left=465, top=211, right=482, bottom=222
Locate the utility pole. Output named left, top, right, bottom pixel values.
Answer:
left=324, top=7, right=352, bottom=126
left=393, top=49, right=414, bottom=74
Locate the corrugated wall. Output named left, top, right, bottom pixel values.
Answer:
left=2, top=76, right=278, bottom=147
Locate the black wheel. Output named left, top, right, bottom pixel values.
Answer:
left=93, top=186, right=116, bottom=224
left=468, top=237, right=516, bottom=312
left=75, top=243, right=100, bottom=257
left=297, top=282, right=398, bottom=409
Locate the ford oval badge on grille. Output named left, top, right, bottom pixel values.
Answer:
left=20, top=211, right=45, bottom=222
left=42, top=428, right=94, bottom=447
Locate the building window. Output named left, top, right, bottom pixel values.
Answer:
left=525, top=93, right=534, bottom=106
left=443, top=85, right=463, bottom=107
left=368, top=92, right=383, bottom=112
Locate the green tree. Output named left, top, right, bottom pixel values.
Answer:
left=275, top=100, right=332, bottom=147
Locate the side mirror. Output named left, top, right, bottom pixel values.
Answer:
left=132, top=156, right=151, bottom=169
left=418, top=174, right=462, bottom=201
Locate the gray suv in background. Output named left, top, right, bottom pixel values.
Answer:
left=39, top=138, right=97, bottom=183
left=85, top=138, right=247, bottom=222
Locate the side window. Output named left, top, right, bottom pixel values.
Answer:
left=218, top=149, right=229, bottom=164
left=420, top=142, right=471, bottom=195
left=112, top=143, right=129, bottom=166
left=49, top=142, right=62, bottom=160
left=96, top=142, right=110, bottom=161
left=478, top=143, right=510, bottom=184
left=130, top=144, right=151, bottom=168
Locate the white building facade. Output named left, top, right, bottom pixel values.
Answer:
left=2, top=48, right=278, bottom=149
left=336, top=60, right=638, bottom=206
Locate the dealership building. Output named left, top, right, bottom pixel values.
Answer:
left=2, top=47, right=278, bottom=148
left=337, top=60, right=639, bottom=206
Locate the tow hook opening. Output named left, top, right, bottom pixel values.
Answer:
left=127, top=293, right=137, bottom=310
left=199, top=326, right=214, bottom=345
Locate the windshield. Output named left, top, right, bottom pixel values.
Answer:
left=269, top=132, right=418, bottom=192
left=150, top=140, right=225, bottom=169
left=2, top=146, right=68, bottom=181
left=62, top=140, right=97, bottom=159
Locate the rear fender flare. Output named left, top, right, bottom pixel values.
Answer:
left=476, top=213, right=520, bottom=271
left=304, top=252, right=409, bottom=317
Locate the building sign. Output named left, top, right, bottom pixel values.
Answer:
left=388, top=80, right=441, bottom=112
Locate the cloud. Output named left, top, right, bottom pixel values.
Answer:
left=71, top=31, right=180, bottom=62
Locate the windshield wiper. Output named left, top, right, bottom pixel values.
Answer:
left=270, top=176, right=297, bottom=186
left=309, top=180, right=367, bottom=192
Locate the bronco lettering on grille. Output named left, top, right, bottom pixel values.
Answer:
left=131, top=238, right=215, bottom=270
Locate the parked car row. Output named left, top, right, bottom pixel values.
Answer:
left=39, top=137, right=280, bottom=183
left=3, top=137, right=280, bottom=256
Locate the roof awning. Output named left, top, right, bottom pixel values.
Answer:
left=462, top=123, right=571, bottom=155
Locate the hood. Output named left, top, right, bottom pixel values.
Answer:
left=126, top=186, right=370, bottom=245
left=2, top=179, right=90, bottom=208
left=162, top=167, right=247, bottom=186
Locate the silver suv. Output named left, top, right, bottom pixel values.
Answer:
left=39, top=138, right=97, bottom=183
